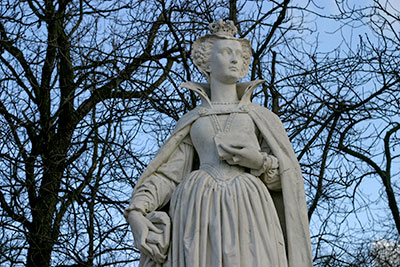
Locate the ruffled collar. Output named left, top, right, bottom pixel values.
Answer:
left=179, top=80, right=265, bottom=109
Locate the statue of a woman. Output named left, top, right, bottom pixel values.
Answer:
left=125, top=20, right=312, bottom=267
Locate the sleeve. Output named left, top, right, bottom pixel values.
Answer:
left=250, top=132, right=282, bottom=191
left=125, top=136, right=194, bottom=216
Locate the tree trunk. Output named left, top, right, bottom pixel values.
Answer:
left=26, top=148, right=65, bottom=266
left=27, top=238, right=54, bottom=267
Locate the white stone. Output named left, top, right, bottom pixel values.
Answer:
left=125, top=20, right=313, bottom=267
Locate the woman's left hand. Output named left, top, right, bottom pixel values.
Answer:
left=218, top=143, right=264, bottom=170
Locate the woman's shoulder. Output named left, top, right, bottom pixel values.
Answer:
left=247, top=103, right=280, bottom=120
left=173, top=107, right=202, bottom=133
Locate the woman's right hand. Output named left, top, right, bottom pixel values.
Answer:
left=127, top=210, right=165, bottom=262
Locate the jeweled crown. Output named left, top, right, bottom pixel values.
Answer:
left=208, top=20, right=237, bottom=38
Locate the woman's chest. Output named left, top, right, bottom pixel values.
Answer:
left=190, top=112, right=257, bottom=148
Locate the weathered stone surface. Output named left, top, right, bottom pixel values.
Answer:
left=125, top=20, right=313, bottom=267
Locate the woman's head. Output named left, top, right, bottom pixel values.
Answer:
left=192, top=20, right=252, bottom=81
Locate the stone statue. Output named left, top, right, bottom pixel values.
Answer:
left=125, top=20, right=313, bottom=267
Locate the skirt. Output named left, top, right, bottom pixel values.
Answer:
left=163, top=167, right=288, bottom=267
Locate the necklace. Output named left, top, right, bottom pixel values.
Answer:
left=211, top=101, right=240, bottom=105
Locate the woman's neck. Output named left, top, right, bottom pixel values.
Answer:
left=209, top=78, right=239, bottom=102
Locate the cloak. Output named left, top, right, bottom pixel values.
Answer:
left=128, top=80, right=313, bottom=267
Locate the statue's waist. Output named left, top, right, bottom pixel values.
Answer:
left=198, top=162, right=245, bottom=182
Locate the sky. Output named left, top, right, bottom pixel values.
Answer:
left=297, top=0, right=400, bottom=250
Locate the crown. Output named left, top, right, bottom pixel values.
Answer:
left=208, top=20, right=237, bottom=38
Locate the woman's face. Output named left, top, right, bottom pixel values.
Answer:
left=208, top=39, right=244, bottom=84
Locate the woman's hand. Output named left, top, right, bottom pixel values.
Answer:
left=127, top=210, right=166, bottom=263
left=218, top=143, right=264, bottom=170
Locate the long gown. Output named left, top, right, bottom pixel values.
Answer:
left=133, top=103, right=288, bottom=267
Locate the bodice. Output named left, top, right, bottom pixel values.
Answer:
left=190, top=104, right=259, bottom=181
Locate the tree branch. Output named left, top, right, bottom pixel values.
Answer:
left=308, top=114, right=339, bottom=219
left=0, top=22, right=40, bottom=97
left=0, top=190, right=31, bottom=230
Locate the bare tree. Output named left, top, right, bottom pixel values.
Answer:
left=267, top=1, right=400, bottom=265
left=0, top=0, right=398, bottom=266
left=0, top=0, right=182, bottom=265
